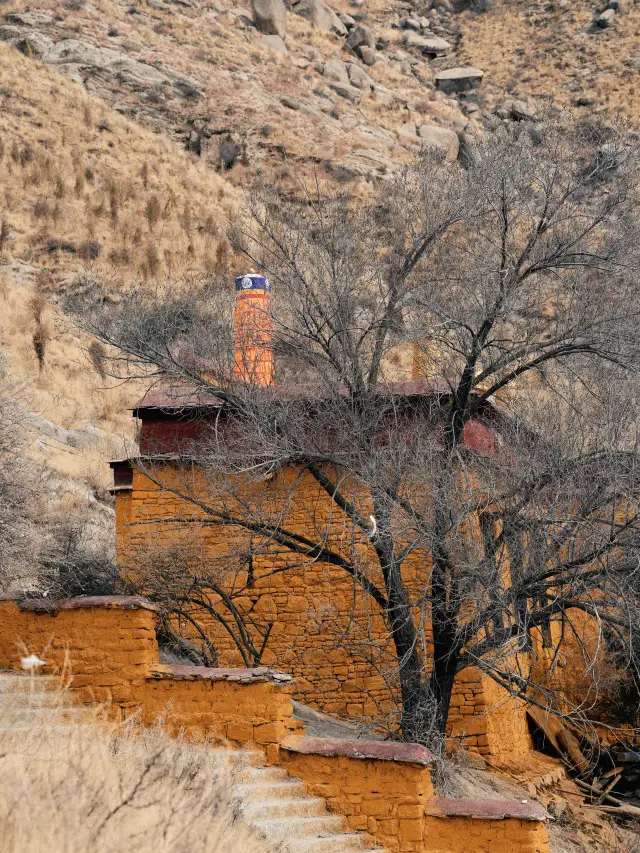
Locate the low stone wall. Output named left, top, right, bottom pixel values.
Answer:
left=144, top=664, right=303, bottom=762
left=0, top=597, right=299, bottom=751
left=0, top=596, right=158, bottom=713
left=280, top=736, right=549, bottom=853
left=281, top=735, right=435, bottom=853
left=0, top=595, right=550, bottom=853
left=447, top=666, right=532, bottom=763
left=424, top=798, right=549, bottom=853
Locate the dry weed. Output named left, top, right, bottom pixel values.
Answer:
left=0, top=677, right=276, bottom=853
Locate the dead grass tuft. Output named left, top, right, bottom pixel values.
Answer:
left=0, top=677, right=275, bottom=853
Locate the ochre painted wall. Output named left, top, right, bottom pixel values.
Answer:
left=422, top=815, right=550, bottom=853
left=0, top=596, right=550, bottom=853
left=0, top=598, right=157, bottom=710
left=448, top=667, right=533, bottom=760
left=114, top=464, right=533, bottom=763
left=280, top=748, right=434, bottom=853
left=0, top=598, right=298, bottom=755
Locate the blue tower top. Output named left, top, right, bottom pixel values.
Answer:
left=235, top=274, right=271, bottom=292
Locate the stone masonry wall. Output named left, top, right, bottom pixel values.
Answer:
left=0, top=595, right=550, bottom=853
left=0, top=596, right=158, bottom=714
left=447, top=666, right=532, bottom=761
left=115, top=464, right=532, bottom=763
left=423, top=812, right=550, bottom=853
left=143, top=664, right=303, bottom=762
left=0, top=597, right=299, bottom=755
left=280, top=736, right=436, bottom=853
left=280, top=736, right=549, bottom=853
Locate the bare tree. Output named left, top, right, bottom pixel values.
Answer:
left=68, top=118, right=640, bottom=748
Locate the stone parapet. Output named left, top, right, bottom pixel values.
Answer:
left=281, top=735, right=435, bottom=852
left=144, top=663, right=302, bottom=761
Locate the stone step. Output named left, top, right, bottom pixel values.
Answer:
left=0, top=723, right=95, bottom=736
left=0, top=691, right=64, bottom=706
left=235, top=764, right=289, bottom=784
left=0, top=674, right=58, bottom=691
left=242, top=797, right=328, bottom=820
left=292, top=836, right=376, bottom=853
left=236, top=779, right=308, bottom=801
left=212, top=748, right=266, bottom=768
left=253, top=814, right=346, bottom=840
left=0, top=707, right=92, bottom=722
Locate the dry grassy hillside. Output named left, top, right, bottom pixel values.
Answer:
left=0, top=0, right=472, bottom=188
left=0, top=0, right=638, bottom=571
left=456, top=0, right=640, bottom=121
left=0, top=39, right=243, bottom=503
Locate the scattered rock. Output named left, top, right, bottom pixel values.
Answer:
left=399, top=121, right=417, bottom=138
left=403, top=32, right=450, bottom=56
left=323, top=54, right=350, bottom=84
left=338, top=12, right=356, bottom=28
left=251, top=0, right=287, bottom=37
left=595, top=8, right=615, bottom=27
left=373, top=84, right=394, bottom=104
left=258, top=33, right=288, bottom=52
left=291, top=0, right=347, bottom=35
left=358, top=45, right=376, bottom=65
left=280, top=94, right=300, bottom=108
left=346, top=24, right=375, bottom=51
left=435, top=66, right=483, bottom=94
left=5, top=11, right=54, bottom=26
left=15, top=32, right=54, bottom=58
left=417, top=123, right=459, bottom=161
left=329, top=81, right=361, bottom=102
left=347, top=62, right=374, bottom=89
left=510, top=99, right=536, bottom=121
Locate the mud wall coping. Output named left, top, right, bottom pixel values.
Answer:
left=425, top=796, right=548, bottom=822
left=281, top=734, right=436, bottom=766
left=149, top=664, right=294, bottom=685
left=0, top=595, right=159, bottom=613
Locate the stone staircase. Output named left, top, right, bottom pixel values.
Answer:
left=220, top=748, right=383, bottom=853
left=0, top=672, right=384, bottom=853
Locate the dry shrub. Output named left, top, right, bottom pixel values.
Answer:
left=0, top=679, right=275, bottom=853
left=29, top=292, right=47, bottom=325
left=32, top=324, right=50, bottom=371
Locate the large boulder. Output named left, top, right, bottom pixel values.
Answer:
left=346, top=24, right=375, bottom=51
left=359, top=45, right=376, bottom=66
left=329, top=81, right=361, bottom=102
left=323, top=54, right=350, bottom=84
left=292, top=0, right=347, bottom=35
left=403, top=32, right=450, bottom=56
left=596, top=8, right=615, bottom=27
left=418, top=124, right=459, bottom=161
left=435, top=66, right=483, bottom=94
left=258, top=33, right=288, bottom=53
left=251, top=0, right=287, bottom=37
left=15, top=31, right=54, bottom=58
left=347, top=62, right=374, bottom=90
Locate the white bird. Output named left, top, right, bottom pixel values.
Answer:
left=21, top=654, right=46, bottom=672
left=369, top=515, right=377, bottom=539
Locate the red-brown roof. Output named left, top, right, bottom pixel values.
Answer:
left=133, top=378, right=457, bottom=413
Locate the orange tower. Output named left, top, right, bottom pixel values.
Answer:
left=233, top=274, right=274, bottom=386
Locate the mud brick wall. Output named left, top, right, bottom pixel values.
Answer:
left=115, top=465, right=402, bottom=718
left=280, top=736, right=435, bottom=853
left=0, top=596, right=158, bottom=712
left=447, top=666, right=532, bottom=763
left=423, top=799, right=549, bottom=853
left=142, top=664, right=302, bottom=763
left=0, top=598, right=301, bottom=751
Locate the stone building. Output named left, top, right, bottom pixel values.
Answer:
left=109, top=275, right=586, bottom=764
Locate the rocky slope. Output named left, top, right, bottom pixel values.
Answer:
left=0, top=0, right=637, bottom=582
